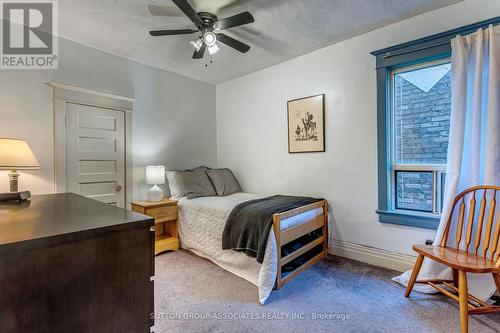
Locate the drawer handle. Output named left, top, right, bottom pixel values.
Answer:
left=150, top=226, right=155, bottom=232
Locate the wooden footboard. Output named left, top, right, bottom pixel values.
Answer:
left=272, top=200, right=328, bottom=289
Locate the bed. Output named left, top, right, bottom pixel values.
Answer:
left=177, top=192, right=329, bottom=304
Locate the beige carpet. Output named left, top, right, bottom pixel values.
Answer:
left=154, top=250, right=499, bottom=333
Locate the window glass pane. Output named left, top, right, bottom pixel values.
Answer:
left=393, top=62, right=451, bottom=164
left=395, top=171, right=433, bottom=212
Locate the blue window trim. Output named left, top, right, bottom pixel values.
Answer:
left=371, top=16, right=500, bottom=230
left=376, top=210, right=439, bottom=230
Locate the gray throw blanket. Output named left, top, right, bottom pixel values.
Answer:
left=222, top=195, right=323, bottom=263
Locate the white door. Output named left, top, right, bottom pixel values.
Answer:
left=66, top=103, right=126, bottom=207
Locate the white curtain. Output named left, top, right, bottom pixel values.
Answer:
left=394, top=25, right=500, bottom=300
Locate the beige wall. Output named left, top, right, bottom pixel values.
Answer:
left=0, top=37, right=217, bottom=200
left=216, top=0, right=500, bottom=255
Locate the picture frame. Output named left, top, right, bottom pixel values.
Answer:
left=287, top=94, right=325, bottom=153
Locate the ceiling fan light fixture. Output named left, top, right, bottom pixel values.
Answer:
left=148, top=1, right=254, bottom=60
left=208, top=43, right=219, bottom=55
left=203, top=31, right=217, bottom=46
left=189, top=39, right=203, bottom=52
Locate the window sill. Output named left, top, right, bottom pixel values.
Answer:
left=376, top=210, right=439, bottom=230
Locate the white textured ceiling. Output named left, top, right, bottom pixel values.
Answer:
left=59, top=0, right=461, bottom=84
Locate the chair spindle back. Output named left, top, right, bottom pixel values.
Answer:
left=440, top=186, right=500, bottom=263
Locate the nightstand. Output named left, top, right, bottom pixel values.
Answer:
left=131, top=198, right=179, bottom=255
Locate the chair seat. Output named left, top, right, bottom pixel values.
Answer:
left=413, top=244, right=500, bottom=273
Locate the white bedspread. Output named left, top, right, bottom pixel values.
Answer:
left=177, top=193, right=323, bottom=304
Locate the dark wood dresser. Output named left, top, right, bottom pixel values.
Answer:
left=0, top=193, right=155, bottom=333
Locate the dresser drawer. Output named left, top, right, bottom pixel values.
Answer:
left=146, top=206, right=177, bottom=221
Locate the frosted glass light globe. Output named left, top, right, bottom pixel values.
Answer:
left=204, top=32, right=216, bottom=46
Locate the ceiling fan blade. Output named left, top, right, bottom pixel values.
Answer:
left=193, top=43, right=206, bottom=59
left=149, top=29, right=198, bottom=36
left=171, top=0, right=203, bottom=27
left=215, top=11, right=254, bottom=30
left=148, top=5, right=183, bottom=17
left=216, top=33, right=250, bottom=53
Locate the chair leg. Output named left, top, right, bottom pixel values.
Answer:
left=405, top=254, right=424, bottom=298
left=458, top=270, right=469, bottom=333
left=452, top=268, right=458, bottom=288
left=493, top=273, right=500, bottom=292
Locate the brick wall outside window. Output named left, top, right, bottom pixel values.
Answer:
left=393, top=71, right=451, bottom=211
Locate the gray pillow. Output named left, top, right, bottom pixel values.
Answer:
left=206, top=168, right=242, bottom=196
left=166, top=166, right=216, bottom=200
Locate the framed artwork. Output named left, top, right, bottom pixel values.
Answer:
left=287, top=94, right=325, bottom=153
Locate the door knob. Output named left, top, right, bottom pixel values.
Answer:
left=116, top=184, right=123, bottom=193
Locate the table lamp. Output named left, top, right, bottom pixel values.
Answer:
left=146, top=165, right=165, bottom=202
left=0, top=138, right=40, bottom=193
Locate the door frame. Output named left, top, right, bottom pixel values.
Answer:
left=49, top=82, right=135, bottom=208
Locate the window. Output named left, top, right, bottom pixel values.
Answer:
left=371, top=17, right=500, bottom=229
left=391, top=60, right=450, bottom=215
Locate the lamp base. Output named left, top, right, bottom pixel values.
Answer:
left=8, top=170, right=19, bottom=192
left=147, top=185, right=164, bottom=202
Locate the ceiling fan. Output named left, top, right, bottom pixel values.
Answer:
left=149, top=0, right=254, bottom=59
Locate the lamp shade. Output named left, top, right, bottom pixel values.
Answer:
left=146, top=165, right=165, bottom=185
left=0, top=138, right=40, bottom=170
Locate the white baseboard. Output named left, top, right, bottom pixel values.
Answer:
left=329, top=240, right=416, bottom=272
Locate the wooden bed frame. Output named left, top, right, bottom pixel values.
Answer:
left=272, top=200, right=329, bottom=289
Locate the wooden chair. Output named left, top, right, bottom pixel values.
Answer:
left=405, top=185, right=500, bottom=333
